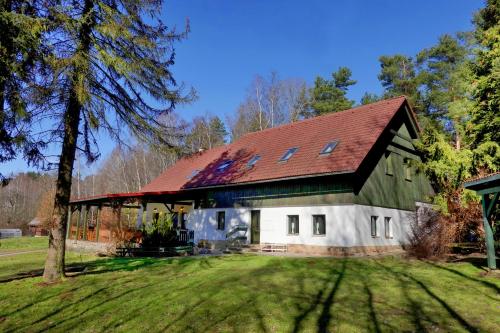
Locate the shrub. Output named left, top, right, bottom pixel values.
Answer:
left=407, top=191, right=484, bottom=259
left=141, top=214, right=179, bottom=248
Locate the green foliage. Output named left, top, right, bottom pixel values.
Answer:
left=360, top=92, right=381, bottom=105
left=39, top=0, right=195, bottom=161
left=0, top=1, right=47, bottom=176
left=309, top=67, right=356, bottom=116
left=185, top=114, right=227, bottom=152
left=416, top=126, right=474, bottom=210
left=378, top=55, right=420, bottom=109
left=468, top=0, right=500, bottom=149
left=208, top=116, right=228, bottom=144
left=141, top=213, right=181, bottom=248
left=416, top=34, right=471, bottom=119
left=376, top=12, right=498, bottom=210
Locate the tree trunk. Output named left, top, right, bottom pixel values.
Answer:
left=43, top=0, right=95, bottom=282
left=42, top=86, right=82, bottom=282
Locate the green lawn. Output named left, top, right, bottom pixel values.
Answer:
left=0, top=236, right=49, bottom=252
left=0, top=240, right=499, bottom=332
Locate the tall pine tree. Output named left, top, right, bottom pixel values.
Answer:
left=469, top=0, right=500, bottom=150
left=309, top=67, right=356, bottom=116
left=40, top=0, right=193, bottom=282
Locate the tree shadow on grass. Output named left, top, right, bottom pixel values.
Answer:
left=371, top=259, right=437, bottom=332
left=35, top=280, right=150, bottom=333
left=0, top=263, right=88, bottom=283
left=278, top=258, right=347, bottom=333
left=424, top=260, right=500, bottom=295
left=317, top=259, right=347, bottom=333
left=375, top=260, right=479, bottom=333
left=0, top=256, right=196, bottom=284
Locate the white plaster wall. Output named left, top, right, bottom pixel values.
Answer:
left=259, top=205, right=357, bottom=246
left=187, top=204, right=415, bottom=247
left=353, top=205, right=414, bottom=247
left=187, top=207, right=250, bottom=243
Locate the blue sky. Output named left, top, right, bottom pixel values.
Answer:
left=1, top=0, right=482, bottom=175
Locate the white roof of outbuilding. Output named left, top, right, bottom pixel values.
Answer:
left=28, top=218, right=42, bottom=226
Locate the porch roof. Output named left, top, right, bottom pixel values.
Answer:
left=69, top=190, right=180, bottom=205
left=464, top=172, right=500, bottom=195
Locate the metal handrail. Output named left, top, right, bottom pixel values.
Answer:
left=225, top=225, right=248, bottom=239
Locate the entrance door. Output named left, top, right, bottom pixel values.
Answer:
left=250, top=210, right=260, bottom=244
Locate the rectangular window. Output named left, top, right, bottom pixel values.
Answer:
left=247, top=155, right=261, bottom=168
left=385, top=153, right=393, bottom=176
left=404, top=159, right=412, bottom=181
left=312, top=215, right=326, bottom=235
left=216, top=160, right=233, bottom=172
left=384, top=217, right=393, bottom=238
left=217, top=211, right=225, bottom=230
left=370, top=216, right=379, bottom=238
left=320, top=140, right=339, bottom=155
left=287, top=215, right=299, bottom=235
left=280, top=147, right=298, bottom=162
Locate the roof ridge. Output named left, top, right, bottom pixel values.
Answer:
left=239, top=96, right=407, bottom=139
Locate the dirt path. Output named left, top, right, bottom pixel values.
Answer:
left=0, top=249, right=46, bottom=257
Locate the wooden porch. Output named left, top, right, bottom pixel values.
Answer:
left=66, top=191, right=196, bottom=247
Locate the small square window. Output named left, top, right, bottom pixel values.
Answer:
left=384, top=217, right=393, bottom=238
left=280, top=147, right=298, bottom=162
left=370, top=216, right=379, bottom=238
left=217, top=211, right=225, bottom=230
left=385, top=153, right=393, bottom=176
left=287, top=215, right=299, bottom=235
left=320, top=141, right=339, bottom=155
left=313, top=215, right=326, bottom=235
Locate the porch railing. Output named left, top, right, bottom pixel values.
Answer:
left=177, top=229, right=194, bottom=244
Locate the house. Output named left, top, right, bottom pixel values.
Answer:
left=67, top=96, right=434, bottom=255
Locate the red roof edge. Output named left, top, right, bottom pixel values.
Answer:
left=69, top=190, right=180, bottom=204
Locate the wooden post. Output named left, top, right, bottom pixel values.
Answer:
left=65, top=206, right=72, bottom=239
left=81, top=205, right=89, bottom=241
left=75, top=206, right=82, bottom=241
left=482, top=194, right=497, bottom=270
left=95, top=205, right=102, bottom=242
left=136, top=203, right=145, bottom=229
left=145, top=203, right=152, bottom=227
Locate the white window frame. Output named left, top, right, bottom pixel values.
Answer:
left=384, top=217, right=393, bottom=238
left=312, top=215, right=326, bottom=236
left=287, top=215, right=300, bottom=235
left=370, top=216, right=379, bottom=238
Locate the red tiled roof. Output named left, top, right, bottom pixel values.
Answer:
left=140, top=96, right=413, bottom=192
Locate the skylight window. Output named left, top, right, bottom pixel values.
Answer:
left=216, top=160, right=233, bottom=172
left=247, top=155, right=261, bottom=168
left=279, top=147, right=298, bottom=162
left=320, top=140, right=339, bottom=155
left=186, top=169, right=200, bottom=180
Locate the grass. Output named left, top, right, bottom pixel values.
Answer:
left=0, top=251, right=97, bottom=281
left=0, top=236, right=49, bottom=252
left=0, top=239, right=499, bottom=332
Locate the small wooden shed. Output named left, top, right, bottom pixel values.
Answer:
left=28, top=218, right=48, bottom=236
